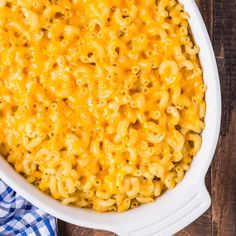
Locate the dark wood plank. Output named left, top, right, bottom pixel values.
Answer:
left=195, top=0, right=214, bottom=38
left=211, top=108, right=236, bottom=236
left=209, top=0, right=236, bottom=232
left=57, top=220, right=115, bottom=236
left=213, top=0, right=236, bottom=135
left=58, top=0, right=236, bottom=235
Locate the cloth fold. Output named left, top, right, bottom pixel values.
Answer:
left=0, top=180, right=57, bottom=236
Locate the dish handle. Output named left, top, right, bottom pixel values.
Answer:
left=114, top=183, right=211, bottom=236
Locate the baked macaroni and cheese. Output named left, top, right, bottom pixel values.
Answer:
left=0, top=0, right=206, bottom=212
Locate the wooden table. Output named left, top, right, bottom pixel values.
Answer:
left=58, top=0, right=236, bottom=235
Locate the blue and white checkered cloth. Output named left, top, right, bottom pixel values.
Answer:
left=0, top=179, right=57, bottom=236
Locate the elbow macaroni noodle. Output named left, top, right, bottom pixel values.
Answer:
left=0, top=0, right=206, bottom=212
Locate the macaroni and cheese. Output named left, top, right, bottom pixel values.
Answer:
left=0, top=0, right=206, bottom=212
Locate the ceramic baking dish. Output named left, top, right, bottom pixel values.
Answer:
left=0, top=0, right=221, bottom=235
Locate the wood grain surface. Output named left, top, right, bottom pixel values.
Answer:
left=58, top=0, right=236, bottom=235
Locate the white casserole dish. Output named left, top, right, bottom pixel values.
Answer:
left=0, top=0, right=221, bottom=235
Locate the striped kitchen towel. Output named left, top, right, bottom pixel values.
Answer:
left=0, top=179, right=57, bottom=236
